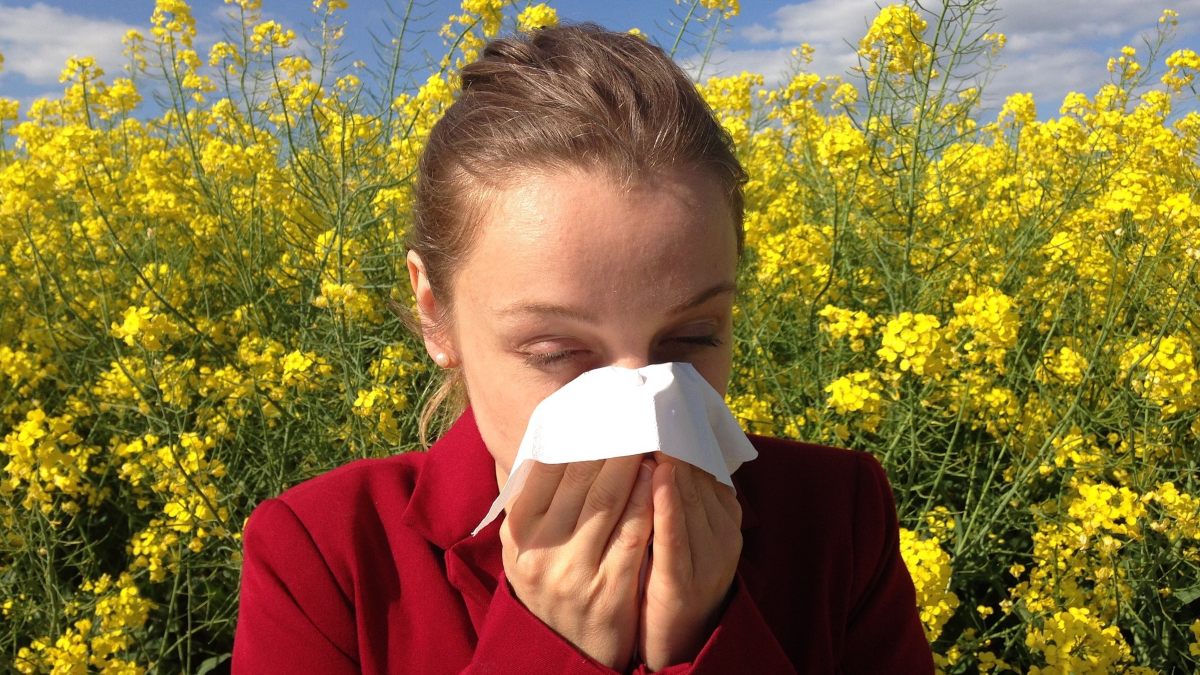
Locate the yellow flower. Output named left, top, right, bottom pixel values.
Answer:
left=1163, top=48, right=1200, bottom=92
left=948, top=288, right=1019, bottom=371
left=1026, top=607, right=1137, bottom=673
left=824, top=370, right=884, bottom=432
left=818, top=305, right=875, bottom=352
left=250, top=20, right=296, bottom=53
left=726, top=391, right=776, bottom=435
left=998, top=92, right=1037, bottom=127
left=697, top=72, right=764, bottom=148
left=110, top=306, right=181, bottom=351
left=517, top=3, right=558, bottom=32
left=857, top=5, right=932, bottom=79
left=899, top=527, right=959, bottom=644
left=697, top=0, right=739, bottom=19
left=877, top=312, right=946, bottom=377
left=1037, top=345, right=1089, bottom=386
left=1119, top=335, right=1199, bottom=416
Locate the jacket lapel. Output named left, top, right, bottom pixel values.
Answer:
left=399, top=407, right=504, bottom=635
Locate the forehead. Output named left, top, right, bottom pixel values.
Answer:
left=454, top=166, right=738, bottom=314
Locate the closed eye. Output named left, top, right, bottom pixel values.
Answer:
left=520, top=335, right=723, bottom=370
left=522, top=350, right=581, bottom=367
left=672, top=335, right=722, bottom=347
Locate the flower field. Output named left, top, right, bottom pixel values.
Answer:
left=1, top=0, right=1199, bottom=671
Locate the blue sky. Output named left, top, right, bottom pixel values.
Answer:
left=1, top=0, right=1198, bottom=120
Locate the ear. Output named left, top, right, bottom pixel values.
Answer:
left=407, top=250, right=458, bottom=366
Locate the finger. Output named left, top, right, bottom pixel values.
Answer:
left=713, top=480, right=742, bottom=530
left=651, top=462, right=691, bottom=581
left=669, top=461, right=714, bottom=562
left=696, top=478, right=742, bottom=596
left=540, top=459, right=606, bottom=537
left=598, top=458, right=655, bottom=571
left=507, top=460, right=567, bottom=525
left=574, top=455, right=643, bottom=542
left=695, top=474, right=742, bottom=554
left=691, top=469, right=739, bottom=532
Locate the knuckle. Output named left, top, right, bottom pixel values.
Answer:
left=728, top=498, right=743, bottom=526
left=584, top=479, right=624, bottom=512
left=717, top=487, right=742, bottom=521
left=561, top=460, right=601, bottom=490
left=679, top=481, right=702, bottom=508
left=670, top=464, right=701, bottom=504
left=527, top=460, right=563, bottom=484
left=609, top=522, right=647, bottom=554
left=512, top=550, right=551, bottom=582
left=504, top=555, right=532, bottom=586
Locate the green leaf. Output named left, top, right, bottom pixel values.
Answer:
left=1175, top=585, right=1200, bottom=605
left=195, top=653, right=231, bottom=675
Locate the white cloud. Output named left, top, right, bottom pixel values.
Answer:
left=988, top=0, right=1196, bottom=39
left=0, top=3, right=138, bottom=84
left=981, top=46, right=1101, bottom=114
left=739, top=0, right=879, bottom=46
left=733, top=0, right=877, bottom=81
left=701, top=0, right=1200, bottom=117
left=679, top=46, right=797, bottom=86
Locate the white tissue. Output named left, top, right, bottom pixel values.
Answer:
left=471, top=361, right=758, bottom=536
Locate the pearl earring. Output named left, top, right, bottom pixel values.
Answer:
left=434, top=352, right=450, bottom=367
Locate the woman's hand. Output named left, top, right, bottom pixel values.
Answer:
left=639, top=456, right=743, bottom=670
left=499, top=455, right=655, bottom=670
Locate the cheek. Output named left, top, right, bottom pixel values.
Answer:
left=457, top=336, right=557, bottom=475
left=461, top=372, right=526, bottom=476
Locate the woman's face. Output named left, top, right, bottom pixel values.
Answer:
left=409, top=165, right=738, bottom=482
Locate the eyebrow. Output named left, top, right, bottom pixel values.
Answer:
left=499, top=281, right=737, bottom=322
left=671, top=281, right=738, bottom=314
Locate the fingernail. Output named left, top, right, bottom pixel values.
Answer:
left=639, top=461, right=653, bottom=481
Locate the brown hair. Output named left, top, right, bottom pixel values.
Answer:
left=405, top=21, right=748, bottom=446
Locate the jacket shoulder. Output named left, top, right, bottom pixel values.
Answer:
left=273, top=451, right=426, bottom=511
left=741, top=433, right=880, bottom=486
left=735, top=433, right=891, bottom=528
left=245, top=452, right=427, bottom=559
left=240, top=452, right=430, bottom=602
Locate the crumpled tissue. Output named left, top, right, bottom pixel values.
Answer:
left=471, top=361, right=758, bottom=536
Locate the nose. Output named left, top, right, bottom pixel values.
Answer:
left=609, top=355, right=652, bottom=370
left=609, top=345, right=674, bottom=370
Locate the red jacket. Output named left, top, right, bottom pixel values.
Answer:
left=232, top=407, right=934, bottom=673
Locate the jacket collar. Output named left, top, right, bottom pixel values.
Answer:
left=400, top=406, right=501, bottom=551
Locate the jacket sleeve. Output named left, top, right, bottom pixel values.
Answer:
left=840, top=453, right=935, bottom=674
left=470, top=570, right=794, bottom=675
left=629, top=570, right=797, bottom=675
left=232, top=498, right=360, bottom=674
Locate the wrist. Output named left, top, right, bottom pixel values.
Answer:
left=508, top=578, right=635, bottom=670
left=642, top=578, right=737, bottom=670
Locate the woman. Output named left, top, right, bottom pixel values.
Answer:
left=232, top=22, right=934, bottom=674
